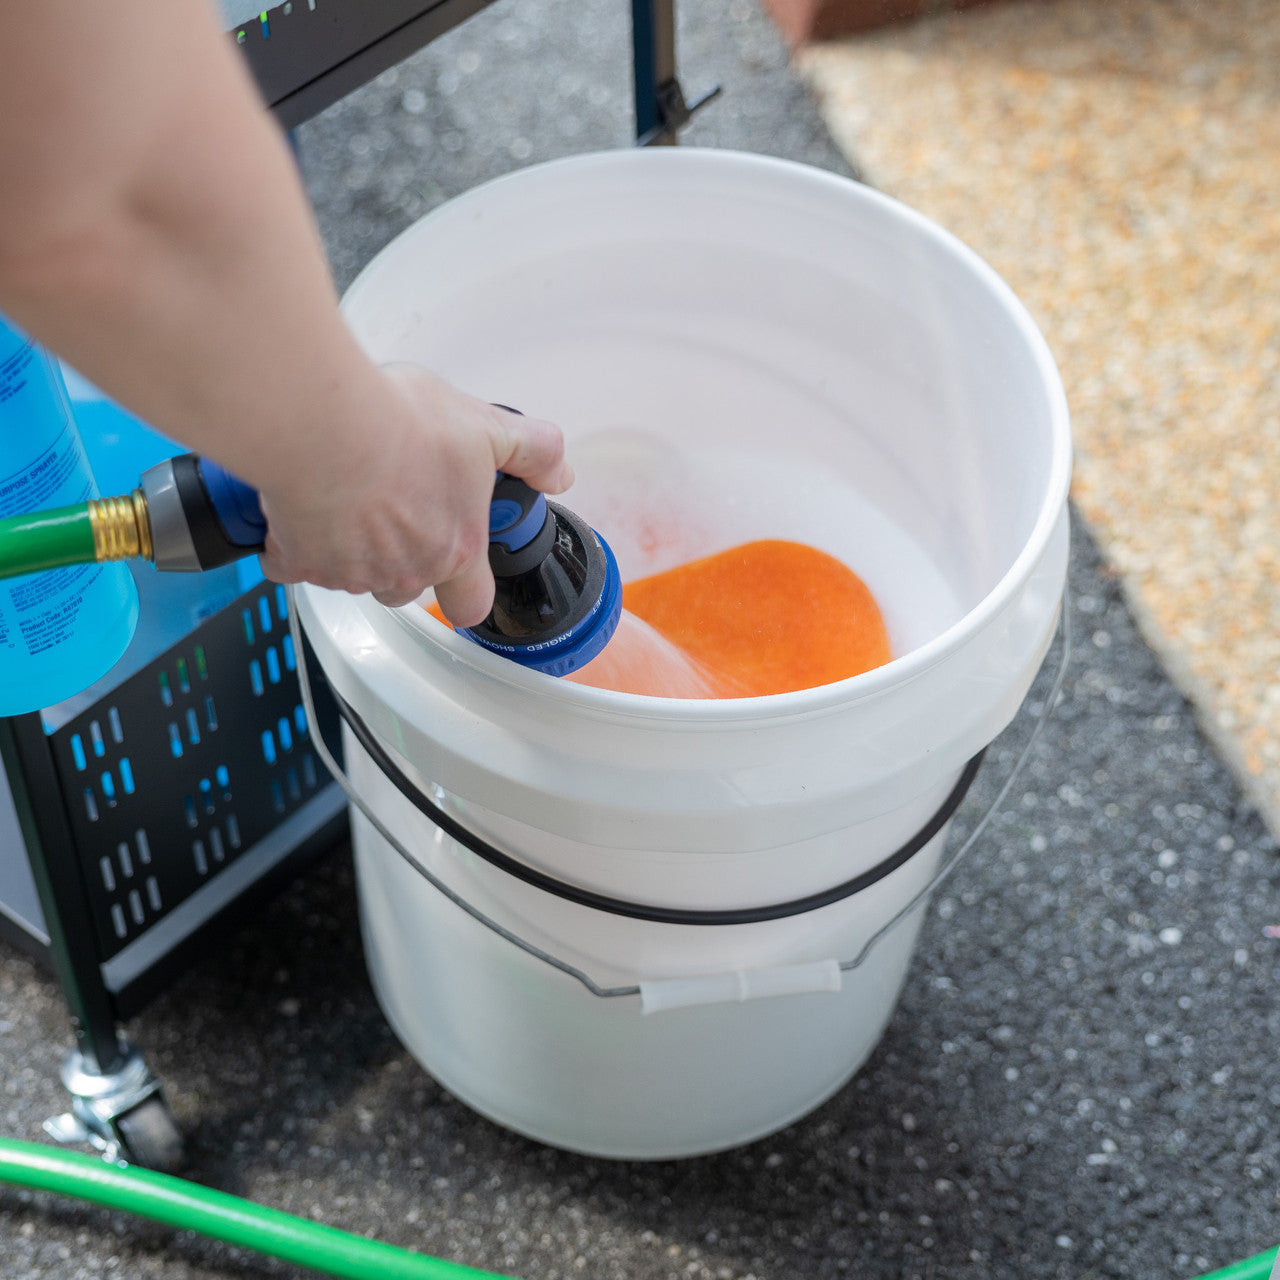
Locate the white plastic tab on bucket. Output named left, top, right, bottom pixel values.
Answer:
left=297, top=148, right=1072, bottom=1160
left=639, top=960, right=844, bottom=1016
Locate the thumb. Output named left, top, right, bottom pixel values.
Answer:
left=433, top=558, right=497, bottom=630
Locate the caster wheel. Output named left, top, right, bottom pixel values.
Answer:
left=113, top=1096, right=185, bottom=1172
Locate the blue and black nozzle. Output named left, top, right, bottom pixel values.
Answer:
left=457, top=471, right=622, bottom=677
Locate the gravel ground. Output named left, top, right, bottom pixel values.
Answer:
left=2, top=2, right=1279, bottom=1278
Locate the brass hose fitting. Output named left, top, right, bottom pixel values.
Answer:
left=88, top=490, right=154, bottom=564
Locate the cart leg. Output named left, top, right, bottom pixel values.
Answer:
left=1, top=719, right=186, bottom=1170
left=632, top=0, right=722, bottom=145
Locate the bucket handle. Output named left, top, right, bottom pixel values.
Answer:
left=333, top=688, right=986, bottom=928
left=289, top=588, right=1071, bottom=1007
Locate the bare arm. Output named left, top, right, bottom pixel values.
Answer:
left=0, top=0, right=568, bottom=619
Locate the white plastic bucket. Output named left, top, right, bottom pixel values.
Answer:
left=297, top=148, right=1071, bottom=1159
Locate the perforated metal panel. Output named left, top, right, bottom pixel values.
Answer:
left=44, top=581, right=338, bottom=963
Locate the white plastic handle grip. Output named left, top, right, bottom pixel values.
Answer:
left=638, top=959, right=843, bottom=1015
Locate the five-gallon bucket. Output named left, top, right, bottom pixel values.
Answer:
left=296, top=148, right=1071, bottom=1159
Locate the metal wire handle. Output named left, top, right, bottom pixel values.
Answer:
left=288, top=586, right=1071, bottom=999
left=839, top=598, right=1072, bottom=976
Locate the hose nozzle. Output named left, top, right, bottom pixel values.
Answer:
left=457, top=472, right=622, bottom=677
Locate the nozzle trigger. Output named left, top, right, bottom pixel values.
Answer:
left=489, top=472, right=548, bottom=553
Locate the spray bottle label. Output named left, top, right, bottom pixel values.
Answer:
left=0, top=430, right=85, bottom=513
left=0, top=333, right=80, bottom=485
left=0, top=325, right=100, bottom=650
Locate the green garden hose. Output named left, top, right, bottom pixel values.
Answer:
left=0, top=1137, right=517, bottom=1280
left=1192, top=1247, right=1279, bottom=1280
left=0, top=1135, right=1276, bottom=1279
left=0, top=503, right=104, bottom=578
left=0, top=1134, right=1275, bottom=1280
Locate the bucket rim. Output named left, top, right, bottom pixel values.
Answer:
left=343, top=147, right=1073, bottom=722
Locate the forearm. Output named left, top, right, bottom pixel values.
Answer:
left=0, top=0, right=393, bottom=493
left=0, top=0, right=570, bottom=618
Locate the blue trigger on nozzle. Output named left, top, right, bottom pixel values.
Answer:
left=489, top=491, right=548, bottom=551
left=489, top=499, right=524, bottom=532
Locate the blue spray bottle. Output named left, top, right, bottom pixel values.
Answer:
left=0, top=313, right=139, bottom=715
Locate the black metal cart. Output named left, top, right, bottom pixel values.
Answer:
left=0, top=0, right=715, bottom=1170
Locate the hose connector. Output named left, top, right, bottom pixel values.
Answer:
left=87, top=490, right=153, bottom=564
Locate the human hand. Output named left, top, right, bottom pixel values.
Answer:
left=253, top=363, right=572, bottom=623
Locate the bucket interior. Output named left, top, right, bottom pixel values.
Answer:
left=343, top=149, right=1069, bottom=675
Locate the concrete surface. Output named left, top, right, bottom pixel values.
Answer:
left=2, top=2, right=1279, bottom=1278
